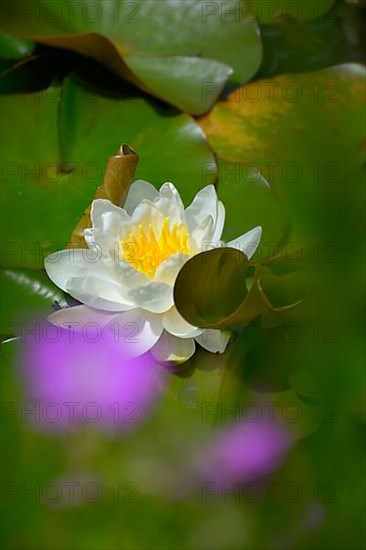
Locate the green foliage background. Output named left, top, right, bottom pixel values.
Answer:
left=1, top=1, right=365, bottom=549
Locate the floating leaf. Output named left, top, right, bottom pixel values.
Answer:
left=216, top=159, right=289, bottom=251
left=0, top=30, right=34, bottom=59
left=1, top=0, right=262, bottom=113
left=199, top=64, right=366, bottom=240
left=124, top=55, right=232, bottom=115
left=0, top=268, right=67, bottom=334
left=0, top=75, right=216, bottom=269
left=250, top=0, right=335, bottom=24
left=0, top=55, right=58, bottom=93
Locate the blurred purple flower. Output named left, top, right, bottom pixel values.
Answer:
left=20, top=322, right=163, bottom=432
left=195, top=418, right=291, bottom=485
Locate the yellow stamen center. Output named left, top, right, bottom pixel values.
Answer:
left=120, top=217, right=190, bottom=278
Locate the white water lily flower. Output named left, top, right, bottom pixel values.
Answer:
left=45, top=181, right=262, bottom=363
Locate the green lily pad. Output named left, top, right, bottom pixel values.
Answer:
left=0, top=55, right=58, bottom=93
left=200, top=64, right=366, bottom=240
left=288, top=318, right=365, bottom=412
left=257, top=12, right=349, bottom=79
left=250, top=0, right=335, bottom=24
left=0, top=268, right=67, bottom=334
left=0, top=75, right=216, bottom=269
left=216, top=159, right=289, bottom=251
left=124, top=56, right=232, bottom=115
left=0, top=30, right=34, bottom=59
left=1, top=0, right=262, bottom=113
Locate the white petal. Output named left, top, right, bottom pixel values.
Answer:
left=212, top=201, right=225, bottom=243
left=152, top=182, right=186, bottom=225
left=131, top=199, right=166, bottom=229
left=185, top=185, right=218, bottom=231
left=66, top=276, right=135, bottom=312
left=86, top=199, right=131, bottom=255
left=107, top=309, right=163, bottom=358
left=128, top=282, right=174, bottom=313
left=190, top=215, right=215, bottom=253
left=83, top=227, right=124, bottom=259
left=90, top=199, right=130, bottom=229
left=44, top=249, right=118, bottom=293
left=195, top=329, right=231, bottom=353
left=123, top=180, right=159, bottom=215
left=115, top=261, right=150, bottom=289
left=226, top=226, right=262, bottom=260
left=151, top=331, right=196, bottom=364
left=153, top=253, right=189, bottom=285
left=83, top=227, right=104, bottom=253
left=48, top=305, right=118, bottom=329
left=163, top=307, right=202, bottom=338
